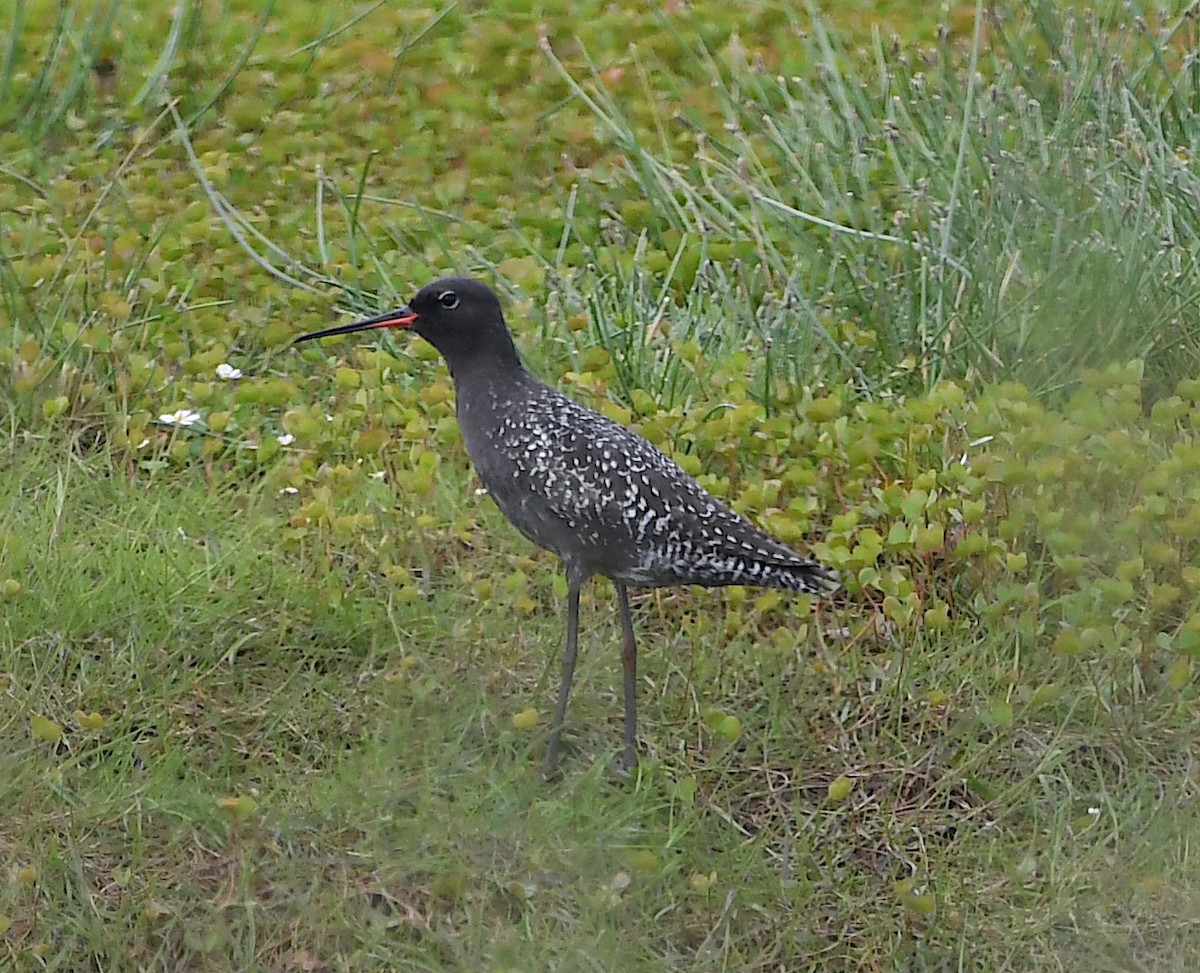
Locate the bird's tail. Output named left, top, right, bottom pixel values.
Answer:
left=662, top=551, right=840, bottom=595
left=759, top=557, right=841, bottom=596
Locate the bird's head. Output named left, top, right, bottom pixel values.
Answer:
left=294, top=277, right=520, bottom=374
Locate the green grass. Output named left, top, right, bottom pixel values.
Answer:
left=3, top=0, right=1200, bottom=970
left=4, top=436, right=1198, bottom=970
left=538, top=0, right=1200, bottom=399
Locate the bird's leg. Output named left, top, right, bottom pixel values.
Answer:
left=542, top=576, right=582, bottom=779
left=616, top=582, right=638, bottom=773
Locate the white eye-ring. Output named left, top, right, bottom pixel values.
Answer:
left=438, top=290, right=459, bottom=309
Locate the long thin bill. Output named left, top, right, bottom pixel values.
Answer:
left=293, top=307, right=418, bottom=343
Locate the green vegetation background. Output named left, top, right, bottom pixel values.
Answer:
left=2, top=1, right=1200, bottom=970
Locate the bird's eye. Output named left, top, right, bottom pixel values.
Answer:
left=437, top=290, right=459, bottom=310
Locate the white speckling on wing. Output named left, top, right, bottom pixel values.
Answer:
left=458, top=373, right=837, bottom=595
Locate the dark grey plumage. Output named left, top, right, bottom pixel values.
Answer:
left=295, top=276, right=837, bottom=776
left=464, top=367, right=834, bottom=593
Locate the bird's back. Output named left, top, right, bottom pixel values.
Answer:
left=456, top=371, right=836, bottom=595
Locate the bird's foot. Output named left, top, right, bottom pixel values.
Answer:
left=540, top=728, right=570, bottom=780
left=612, top=743, right=639, bottom=779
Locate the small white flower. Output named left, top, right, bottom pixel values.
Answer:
left=474, top=487, right=489, bottom=496
left=279, top=486, right=299, bottom=495
left=1088, top=806, right=1101, bottom=816
left=369, top=470, right=386, bottom=480
left=158, top=409, right=202, bottom=427
left=136, top=438, right=151, bottom=449
left=215, top=363, right=243, bottom=380
left=276, top=434, right=295, bottom=446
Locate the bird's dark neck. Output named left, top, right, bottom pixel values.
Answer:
left=451, top=346, right=540, bottom=454
left=440, top=327, right=526, bottom=388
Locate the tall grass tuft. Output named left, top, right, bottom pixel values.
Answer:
left=541, top=0, right=1200, bottom=400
